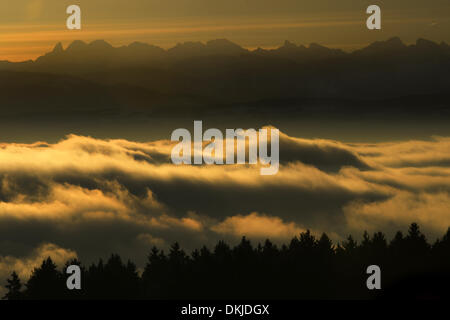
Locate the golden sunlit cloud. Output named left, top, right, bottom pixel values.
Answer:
left=0, top=243, right=77, bottom=297
left=0, top=131, right=449, bottom=294
left=211, top=212, right=305, bottom=240
left=0, top=133, right=448, bottom=237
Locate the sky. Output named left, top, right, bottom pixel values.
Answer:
left=0, top=0, right=449, bottom=61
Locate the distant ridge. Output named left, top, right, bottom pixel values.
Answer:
left=1, top=37, right=448, bottom=66
left=0, top=37, right=449, bottom=118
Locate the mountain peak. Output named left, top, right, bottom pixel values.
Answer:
left=309, top=43, right=327, bottom=50
left=207, top=39, right=237, bottom=46
left=128, top=41, right=150, bottom=49
left=66, top=40, right=88, bottom=52
left=206, top=39, right=246, bottom=54
left=88, top=40, right=113, bottom=50
left=282, top=40, right=297, bottom=49
left=386, top=36, right=404, bottom=45
left=416, top=38, right=439, bottom=49
left=371, top=37, right=405, bottom=50
left=52, top=42, right=64, bottom=54
left=355, top=37, right=406, bottom=55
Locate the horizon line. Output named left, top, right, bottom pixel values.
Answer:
left=1, top=36, right=448, bottom=64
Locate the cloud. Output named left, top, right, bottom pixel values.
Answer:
left=344, top=191, right=450, bottom=236
left=211, top=212, right=305, bottom=240
left=353, top=137, right=450, bottom=169
left=278, top=131, right=370, bottom=172
left=136, top=234, right=166, bottom=247
left=0, top=132, right=448, bottom=273
left=0, top=243, right=77, bottom=298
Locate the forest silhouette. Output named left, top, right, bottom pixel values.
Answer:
left=3, top=223, right=449, bottom=300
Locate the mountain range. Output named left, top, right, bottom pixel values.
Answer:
left=0, top=37, right=449, bottom=118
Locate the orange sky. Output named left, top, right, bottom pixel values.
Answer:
left=1, top=0, right=449, bottom=61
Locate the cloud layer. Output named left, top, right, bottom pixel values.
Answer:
left=0, top=131, right=449, bottom=291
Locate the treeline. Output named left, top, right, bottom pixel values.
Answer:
left=3, top=223, right=450, bottom=300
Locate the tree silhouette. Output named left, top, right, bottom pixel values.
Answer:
left=3, top=271, right=23, bottom=300
left=25, top=257, right=64, bottom=300
left=3, top=222, right=449, bottom=300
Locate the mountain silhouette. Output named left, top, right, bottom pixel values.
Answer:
left=0, top=37, right=449, bottom=118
